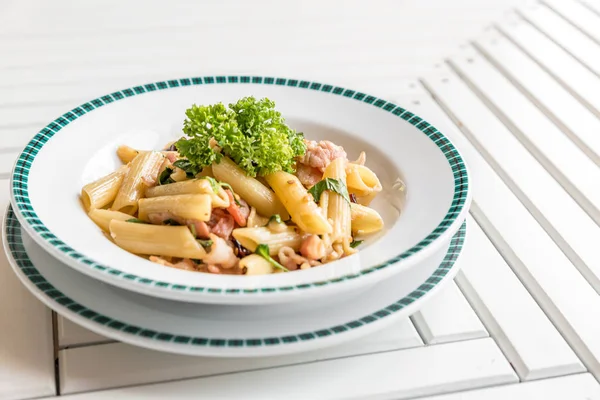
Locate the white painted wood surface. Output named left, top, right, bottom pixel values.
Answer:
left=427, top=59, right=600, bottom=293
left=449, top=47, right=600, bottom=224
left=519, top=2, right=600, bottom=76
left=411, top=282, right=488, bottom=345
left=0, top=179, right=56, bottom=400
left=424, top=69, right=600, bottom=380
left=60, top=339, right=516, bottom=399
left=59, top=319, right=423, bottom=394
left=419, top=373, right=600, bottom=400
left=57, top=318, right=111, bottom=349
left=498, top=12, right=600, bottom=117
left=475, top=29, right=600, bottom=165
left=411, top=86, right=585, bottom=381
left=543, top=0, right=600, bottom=44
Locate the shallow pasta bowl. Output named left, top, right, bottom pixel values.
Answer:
left=10, top=75, right=471, bottom=305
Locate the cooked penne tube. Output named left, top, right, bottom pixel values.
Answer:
left=239, top=254, right=273, bottom=275
left=117, top=145, right=179, bottom=165
left=116, top=145, right=140, bottom=164
left=138, top=194, right=211, bottom=222
left=246, top=207, right=270, bottom=228
left=109, top=220, right=207, bottom=259
left=232, top=226, right=305, bottom=255
left=213, top=157, right=289, bottom=219
left=323, top=158, right=352, bottom=246
left=145, top=179, right=229, bottom=208
left=88, top=209, right=133, bottom=233
left=170, top=168, right=188, bottom=182
left=346, top=164, right=382, bottom=197
left=81, top=165, right=128, bottom=211
left=264, top=171, right=332, bottom=235
left=111, top=151, right=165, bottom=215
left=350, top=203, right=384, bottom=234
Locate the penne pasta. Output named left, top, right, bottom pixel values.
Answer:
left=81, top=165, right=128, bottom=211
left=350, top=203, right=384, bottom=234
left=232, top=226, right=306, bottom=255
left=116, top=145, right=140, bottom=164
left=323, top=158, right=352, bottom=246
left=239, top=254, right=273, bottom=275
left=246, top=207, right=270, bottom=228
left=117, top=145, right=179, bottom=165
left=170, top=167, right=188, bottom=182
left=138, top=194, right=212, bottom=222
left=213, top=157, right=289, bottom=219
left=111, top=151, right=165, bottom=215
left=88, top=208, right=133, bottom=233
left=265, top=171, right=332, bottom=235
left=145, top=179, right=229, bottom=208
left=109, top=220, right=207, bottom=259
left=346, top=163, right=382, bottom=198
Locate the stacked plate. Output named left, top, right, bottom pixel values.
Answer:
left=3, top=76, right=471, bottom=357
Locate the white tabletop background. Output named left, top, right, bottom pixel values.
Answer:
left=3, top=0, right=600, bottom=399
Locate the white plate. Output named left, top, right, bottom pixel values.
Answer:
left=10, top=76, right=471, bottom=304
left=3, top=206, right=466, bottom=357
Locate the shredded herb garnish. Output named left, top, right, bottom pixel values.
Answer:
left=126, top=218, right=147, bottom=224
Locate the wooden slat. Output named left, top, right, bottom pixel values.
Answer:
left=411, top=282, right=488, bottom=344
left=423, top=70, right=600, bottom=378
left=60, top=338, right=516, bottom=399
left=420, top=373, right=600, bottom=400
left=0, top=151, right=18, bottom=179
left=409, top=87, right=584, bottom=380
left=57, top=317, right=112, bottom=349
left=544, top=0, right=600, bottom=44
left=519, top=2, right=600, bottom=76
left=0, top=178, right=56, bottom=399
left=497, top=14, right=600, bottom=118
left=59, top=319, right=423, bottom=394
left=580, top=0, right=600, bottom=17
left=475, top=29, right=600, bottom=166
left=458, top=217, right=585, bottom=380
left=449, top=47, right=600, bottom=226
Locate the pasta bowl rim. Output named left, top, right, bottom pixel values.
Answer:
left=9, top=75, right=471, bottom=302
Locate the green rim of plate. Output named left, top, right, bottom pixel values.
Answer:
left=10, top=75, right=469, bottom=294
left=6, top=206, right=466, bottom=347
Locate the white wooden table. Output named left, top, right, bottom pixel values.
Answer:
left=2, top=0, right=600, bottom=398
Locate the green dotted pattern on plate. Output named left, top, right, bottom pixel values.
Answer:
left=11, top=75, right=469, bottom=294
left=6, top=206, right=466, bottom=347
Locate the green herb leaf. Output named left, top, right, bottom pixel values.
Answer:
left=173, top=159, right=201, bottom=178
left=197, top=239, right=213, bottom=249
left=126, top=218, right=147, bottom=224
left=163, top=219, right=180, bottom=226
left=158, top=167, right=175, bottom=185
left=255, top=244, right=289, bottom=272
left=268, top=214, right=283, bottom=224
left=188, top=223, right=197, bottom=238
left=349, top=239, right=363, bottom=248
left=175, top=97, right=306, bottom=177
left=307, top=178, right=351, bottom=204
